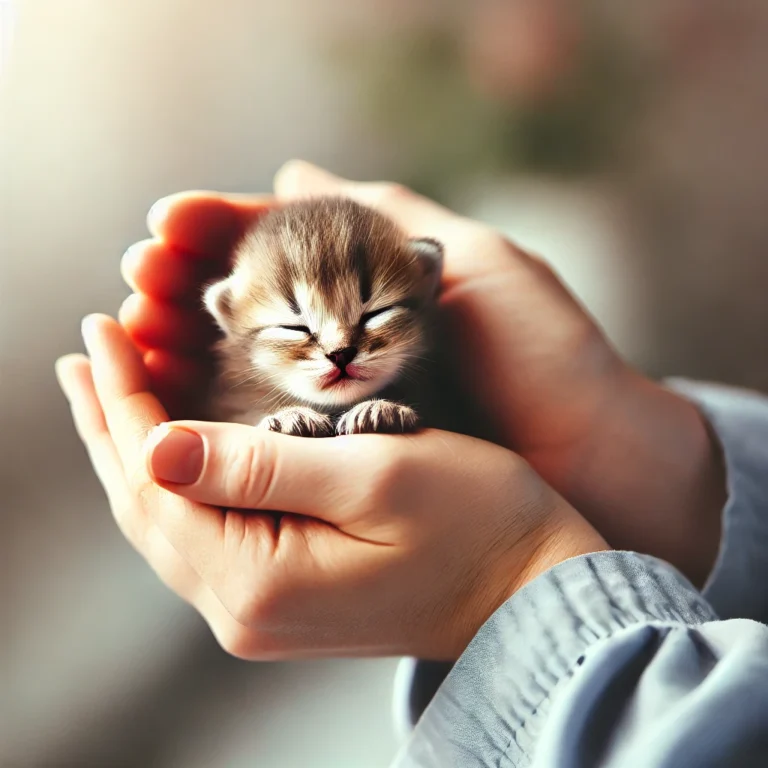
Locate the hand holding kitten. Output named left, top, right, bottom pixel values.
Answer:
left=120, top=161, right=724, bottom=587
left=56, top=317, right=605, bottom=660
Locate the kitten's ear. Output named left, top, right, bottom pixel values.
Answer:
left=203, top=277, right=235, bottom=335
left=408, top=237, right=444, bottom=298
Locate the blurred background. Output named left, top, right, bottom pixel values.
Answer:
left=3, top=0, right=768, bottom=765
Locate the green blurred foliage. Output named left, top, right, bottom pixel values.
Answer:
left=330, top=13, right=649, bottom=201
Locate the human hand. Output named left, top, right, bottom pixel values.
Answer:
left=117, top=192, right=272, bottom=419
left=120, top=161, right=724, bottom=586
left=56, top=315, right=605, bottom=660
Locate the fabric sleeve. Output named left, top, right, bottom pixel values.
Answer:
left=666, top=379, right=768, bottom=622
left=392, top=551, right=768, bottom=768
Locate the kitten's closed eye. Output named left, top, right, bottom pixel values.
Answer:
left=261, top=325, right=312, bottom=341
left=361, top=305, right=406, bottom=330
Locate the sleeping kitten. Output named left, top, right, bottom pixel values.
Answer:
left=202, top=197, right=444, bottom=436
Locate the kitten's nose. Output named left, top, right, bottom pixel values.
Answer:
left=327, top=346, right=357, bottom=369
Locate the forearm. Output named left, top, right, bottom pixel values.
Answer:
left=550, top=372, right=768, bottom=625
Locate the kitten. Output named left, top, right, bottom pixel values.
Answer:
left=201, top=197, right=444, bottom=437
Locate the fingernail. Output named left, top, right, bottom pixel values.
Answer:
left=54, top=357, right=72, bottom=399
left=80, top=314, right=100, bottom=351
left=54, top=355, right=68, bottom=381
left=147, top=197, right=172, bottom=232
left=120, top=243, right=142, bottom=285
left=148, top=425, right=205, bottom=484
left=117, top=293, right=141, bottom=322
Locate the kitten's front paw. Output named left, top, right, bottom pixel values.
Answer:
left=258, top=407, right=334, bottom=438
left=335, top=400, right=419, bottom=435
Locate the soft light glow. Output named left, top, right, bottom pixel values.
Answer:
left=0, top=0, right=13, bottom=73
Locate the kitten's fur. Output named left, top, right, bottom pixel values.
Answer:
left=202, top=197, right=444, bottom=436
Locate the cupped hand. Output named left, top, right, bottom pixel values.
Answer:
left=56, top=316, right=605, bottom=660
left=120, top=161, right=724, bottom=586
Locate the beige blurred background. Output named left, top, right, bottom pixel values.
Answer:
left=3, top=1, right=768, bottom=766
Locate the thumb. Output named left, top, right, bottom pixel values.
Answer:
left=144, top=420, right=384, bottom=521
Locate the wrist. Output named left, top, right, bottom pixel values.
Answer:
left=509, top=502, right=611, bottom=596
left=560, top=368, right=726, bottom=587
left=450, top=500, right=609, bottom=660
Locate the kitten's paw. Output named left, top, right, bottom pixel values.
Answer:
left=258, top=407, right=334, bottom=438
left=335, top=400, right=420, bottom=436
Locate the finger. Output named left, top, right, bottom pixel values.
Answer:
left=147, top=191, right=275, bottom=255
left=143, top=349, right=212, bottom=419
left=56, top=354, right=104, bottom=441
left=85, top=341, right=381, bottom=631
left=144, top=419, right=397, bottom=526
left=79, top=317, right=167, bottom=475
left=119, top=294, right=220, bottom=353
left=80, top=315, right=227, bottom=570
left=143, top=349, right=211, bottom=388
left=55, top=354, right=264, bottom=639
left=56, top=355, right=240, bottom=613
left=55, top=354, right=149, bottom=551
left=121, top=239, right=230, bottom=301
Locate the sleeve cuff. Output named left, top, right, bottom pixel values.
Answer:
left=392, top=551, right=717, bottom=765
left=667, top=379, right=768, bottom=621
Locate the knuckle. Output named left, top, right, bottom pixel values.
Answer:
left=224, top=437, right=277, bottom=509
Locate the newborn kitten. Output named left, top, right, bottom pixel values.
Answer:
left=202, top=197, right=443, bottom=437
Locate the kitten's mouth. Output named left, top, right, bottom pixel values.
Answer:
left=318, top=365, right=370, bottom=389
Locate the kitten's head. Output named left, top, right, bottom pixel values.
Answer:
left=203, top=198, right=443, bottom=410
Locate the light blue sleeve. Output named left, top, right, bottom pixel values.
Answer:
left=393, top=552, right=768, bottom=767
left=392, top=381, right=768, bottom=766
left=666, top=379, right=768, bottom=621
